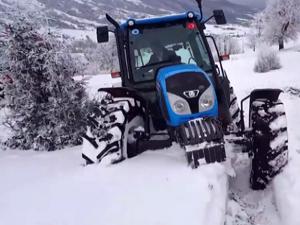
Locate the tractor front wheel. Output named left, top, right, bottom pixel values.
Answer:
left=250, top=98, right=288, bottom=190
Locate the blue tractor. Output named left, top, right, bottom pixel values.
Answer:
left=82, top=0, right=288, bottom=190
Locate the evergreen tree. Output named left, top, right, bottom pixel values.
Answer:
left=0, top=16, right=89, bottom=151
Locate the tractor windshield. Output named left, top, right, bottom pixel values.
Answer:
left=128, top=22, right=213, bottom=83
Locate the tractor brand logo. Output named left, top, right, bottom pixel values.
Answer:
left=183, top=90, right=200, bottom=99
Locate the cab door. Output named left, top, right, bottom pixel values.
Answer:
left=205, top=35, right=232, bottom=126
left=206, top=36, right=231, bottom=105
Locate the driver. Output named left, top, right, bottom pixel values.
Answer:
left=148, top=40, right=180, bottom=65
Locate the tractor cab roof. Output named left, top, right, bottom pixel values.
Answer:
left=120, top=11, right=203, bottom=30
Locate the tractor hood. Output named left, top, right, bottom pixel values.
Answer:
left=156, top=64, right=218, bottom=127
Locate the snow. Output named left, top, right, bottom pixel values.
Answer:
left=0, top=147, right=228, bottom=225
left=125, top=0, right=143, bottom=5
left=228, top=156, right=282, bottom=225
left=55, top=28, right=97, bottom=41
left=0, top=0, right=11, bottom=7
left=206, top=24, right=248, bottom=37
left=83, top=74, right=122, bottom=97
left=52, top=8, right=100, bottom=27
left=273, top=156, right=300, bottom=225
left=1, top=35, right=300, bottom=225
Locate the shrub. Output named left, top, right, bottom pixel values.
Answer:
left=254, top=45, right=281, bottom=73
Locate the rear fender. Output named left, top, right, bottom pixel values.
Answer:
left=249, top=89, right=282, bottom=106
left=240, top=89, right=283, bottom=131
left=249, top=89, right=283, bottom=127
left=98, top=87, right=148, bottom=130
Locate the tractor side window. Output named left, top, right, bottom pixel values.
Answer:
left=207, top=37, right=223, bottom=77
left=195, top=35, right=211, bottom=71
left=207, top=38, right=219, bottom=62
left=134, top=48, right=152, bottom=68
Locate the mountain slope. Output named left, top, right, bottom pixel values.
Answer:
left=0, top=0, right=257, bottom=29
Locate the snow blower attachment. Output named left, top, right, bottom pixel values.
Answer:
left=82, top=0, right=288, bottom=189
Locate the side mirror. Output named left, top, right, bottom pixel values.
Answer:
left=96, top=26, right=109, bottom=43
left=213, top=10, right=227, bottom=25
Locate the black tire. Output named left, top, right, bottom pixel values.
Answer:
left=123, top=116, right=145, bottom=159
left=250, top=98, right=288, bottom=190
left=82, top=92, right=145, bottom=164
left=229, top=86, right=241, bottom=131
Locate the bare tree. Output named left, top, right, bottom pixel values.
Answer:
left=262, top=0, right=300, bottom=50
left=248, top=12, right=264, bottom=51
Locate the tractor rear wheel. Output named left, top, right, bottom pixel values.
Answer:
left=250, top=98, right=288, bottom=190
left=82, top=92, right=145, bottom=164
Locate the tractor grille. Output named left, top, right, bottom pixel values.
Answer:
left=179, top=118, right=224, bottom=146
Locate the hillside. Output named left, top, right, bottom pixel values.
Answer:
left=0, top=0, right=257, bottom=29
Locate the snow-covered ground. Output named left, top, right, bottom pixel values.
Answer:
left=1, top=42, right=300, bottom=225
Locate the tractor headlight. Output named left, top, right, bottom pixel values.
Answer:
left=200, top=98, right=213, bottom=108
left=167, top=92, right=191, bottom=115
left=174, top=100, right=187, bottom=114
left=199, top=86, right=215, bottom=112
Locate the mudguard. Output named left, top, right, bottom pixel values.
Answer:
left=98, top=87, right=147, bottom=122
left=240, top=89, right=283, bottom=131
left=249, top=89, right=282, bottom=106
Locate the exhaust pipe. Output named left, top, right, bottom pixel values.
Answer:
left=194, top=0, right=203, bottom=21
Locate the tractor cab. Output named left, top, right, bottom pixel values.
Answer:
left=125, top=13, right=218, bottom=129
left=125, top=13, right=214, bottom=86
